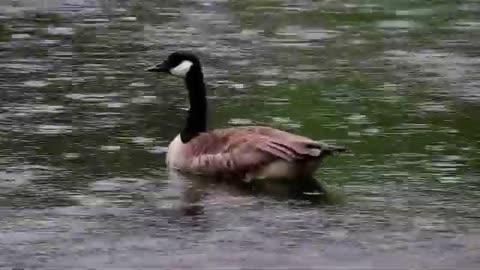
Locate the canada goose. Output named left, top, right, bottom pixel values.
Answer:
left=146, top=52, right=346, bottom=193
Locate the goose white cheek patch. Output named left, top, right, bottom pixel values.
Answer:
left=170, top=60, right=193, bottom=77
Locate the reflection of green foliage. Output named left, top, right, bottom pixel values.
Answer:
left=33, top=12, right=63, bottom=25
left=229, top=0, right=394, bottom=32
left=0, top=24, right=9, bottom=41
left=229, top=0, right=469, bottom=40
left=213, top=69, right=480, bottom=187
left=124, top=0, right=180, bottom=25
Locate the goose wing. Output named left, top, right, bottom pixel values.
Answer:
left=181, top=126, right=339, bottom=176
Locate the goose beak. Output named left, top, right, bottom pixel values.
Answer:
left=145, top=62, right=168, bottom=72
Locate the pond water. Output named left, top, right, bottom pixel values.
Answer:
left=0, top=0, right=479, bottom=268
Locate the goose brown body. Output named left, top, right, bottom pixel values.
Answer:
left=167, top=126, right=345, bottom=182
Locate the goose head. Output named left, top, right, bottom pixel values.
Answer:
left=146, top=51, right=201, bottom=78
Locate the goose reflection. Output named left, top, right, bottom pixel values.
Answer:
left=168, top=169, right=334, bottom=212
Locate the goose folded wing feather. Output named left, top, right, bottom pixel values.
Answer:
left=183, top=129, right=323, bottom=176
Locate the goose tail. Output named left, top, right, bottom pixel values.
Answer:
left=324, top=144, right=348, bottom=154
left=312, top=142, right=349, bottom=155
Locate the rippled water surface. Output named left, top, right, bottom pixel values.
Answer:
left=1, top=0, right=479, bottom=268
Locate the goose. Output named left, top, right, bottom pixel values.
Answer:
left=146, top=51, right=347, bottom=194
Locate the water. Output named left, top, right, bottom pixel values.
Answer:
left=1, top=0, right=479, bottom=268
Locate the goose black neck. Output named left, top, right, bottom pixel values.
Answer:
left=180, top=66, right=207, bottom=143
